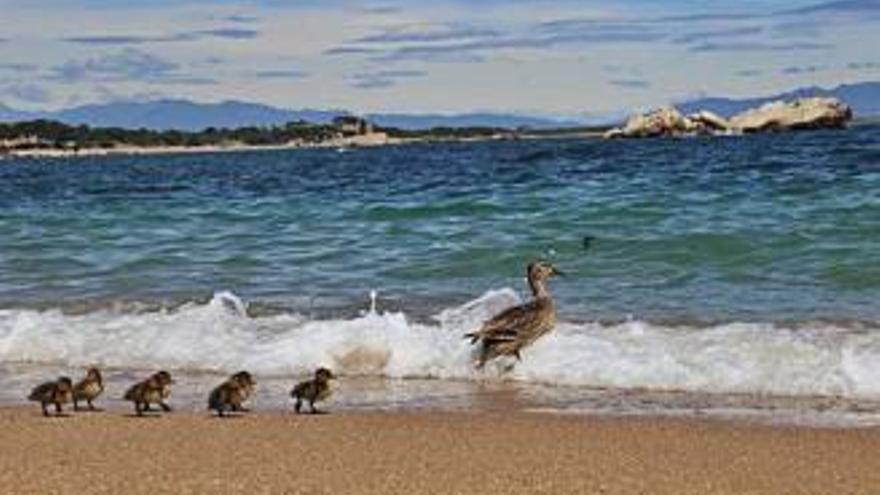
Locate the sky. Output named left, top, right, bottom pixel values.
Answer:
left=0, top=0, right=879, bottom=118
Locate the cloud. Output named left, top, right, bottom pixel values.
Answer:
left=349, top=69, right=427, bottom=89
left=781, top=65, right=825, bottom=74
left=772, top=18, right=825, bottom=38
left=53, top=48, right=178, bottom=81
left=368, top=27, right=666, bottom=64
left=359, top=6, right=402, bottom=15
left=63, top=33, right=197, bottom=45
left=200, top=28, right=259, bottom=40
left=354, top=23, right=500, bottom=43
left=324, top=46, right=381, bottom=55
left=50, top=48, right=215, bottom=85
left=736, top=69, right=763, bottom=77
left=351, top=78, right=395, bottom=89
left=609, top=79, right=651, bottom=89
left=0, top=63, right=38, bottom=73
left=225, top=14, right=259, bottom=23
left=335, top=16, right=669, bottom=65
left=690, top=41, right=833, bottom=52
left=777, top=0, right=880, bottom=15
left=371, top=45, right=487, bottom=63
left=4, top=83, right=52, bottom=103
left=62, top=28, right=258, bottom=45
left=255, top=69, right=309, bottom=79
left=672, top=26, right=764, bottom=45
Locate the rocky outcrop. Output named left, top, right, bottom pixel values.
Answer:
left=687, top=110, right=730, bottom=132
left=604, top=97, right=852, bottom=138
left=610, top=106, right=692, bottom=138
left=727, top=97, right=852, bottom=133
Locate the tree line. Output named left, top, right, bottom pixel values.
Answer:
left=0, top=119, right=348, bottom=150
left=0, top=119, right=528, bottom=151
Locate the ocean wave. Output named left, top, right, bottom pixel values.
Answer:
left=1, top=290, right=880, bottom=399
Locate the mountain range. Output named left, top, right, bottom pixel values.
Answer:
left=1, top=81, right=878, bottom=130
left=0, top=99, right=578, bottom=131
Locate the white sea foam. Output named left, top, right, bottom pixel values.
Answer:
left=1, top=290, right=880, bottom=399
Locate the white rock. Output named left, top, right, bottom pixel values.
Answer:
left=619, top=106, right=692, bottom=138
left=729, top=97, right=852, bottom=133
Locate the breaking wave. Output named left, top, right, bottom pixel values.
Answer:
left=2, top=290, right=880, bottom=399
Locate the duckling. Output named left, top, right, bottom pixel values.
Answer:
left=123, top=370, right=174, bottom=416
left=28, top=376, right=74, bottom=417
left=208, top=371, right=256, bottom=417
left=290, top=367, right=335, bottom=414
left=464, top=261, right=563, bottom=369
left=73, top=367, right=104, bottom=411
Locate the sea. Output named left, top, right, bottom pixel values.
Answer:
left=2, top=125, right=879, bottom=425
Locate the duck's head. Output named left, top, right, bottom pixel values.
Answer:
left=232, top=371, right=256, bottom=387
left=315, top=367, right=335, bottom=381
left=526, top=261, right=563, bottom=297
left=527, top=261, right=563, bottom=281
left=154, top=370, right=174, bottom=385
left=57, top=376, right=74, bottom=392
left=86, top=367, right=102, bottom=383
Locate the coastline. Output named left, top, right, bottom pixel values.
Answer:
left=2, top=406, right=878, bottom=494
left=0, top=129, right=607, bottom=159
left=0, top=133, right=401, bottom=159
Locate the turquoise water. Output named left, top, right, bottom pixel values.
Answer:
left=2, top=127, right=878, bottom=322
left=2, top=127, right=880, bottom=414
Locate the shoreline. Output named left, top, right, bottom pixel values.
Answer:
left=4, top=363, right=880, bottom=429
left=2, top=406, right=879, bottom=494
left=0, top=130, right=606, bottom=159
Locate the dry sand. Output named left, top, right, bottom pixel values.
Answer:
left=1, top=406, right=879, bottom=494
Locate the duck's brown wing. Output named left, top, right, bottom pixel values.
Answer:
left=207, top=383, right=228, bottom=410
left=123, top=382, right=142, bottom=401
left=464, top=301, right=541, bottom=344
left=72, top=378, right=88, bottom=395
left=28, top=381, right=55, bottom=401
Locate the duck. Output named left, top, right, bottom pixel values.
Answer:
left=208, top=371, right=257, bottom=417
left=464, top=261, right=563, bottom=368
left=123, top=371, right=174, bottom=416
left=73, top=367, right=104, bottom=411
left=290, top=368, right=335, bottom=414
left=28, top=376, right=74, bottom=417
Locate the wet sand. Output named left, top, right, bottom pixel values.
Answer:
left=1, top=407, right=879, bottom=494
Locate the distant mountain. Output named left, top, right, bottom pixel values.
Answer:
left=51, top=99, right=345, bottom=131
left=0, top=99, right=582, bottom=131
left=679, top=81, right=880, bottom=118
left=4, top=82, right=875, bottom=131
left=366, top=112, right=581, bottom=130
left=0, top=103, right=35, bottom=122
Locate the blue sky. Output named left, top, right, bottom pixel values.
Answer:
left=0, top=0, right=878, bottom=117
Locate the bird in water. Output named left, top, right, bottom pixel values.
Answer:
left=73, top=367, right=104, bottom=411
left=28, top=376, right=74, bottom=417
left=290, top=367, right=335, bottom=414
left=464, top=261, right=563, bottom=369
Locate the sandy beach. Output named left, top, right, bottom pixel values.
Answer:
left=1, top=407, right=878, bottom=494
